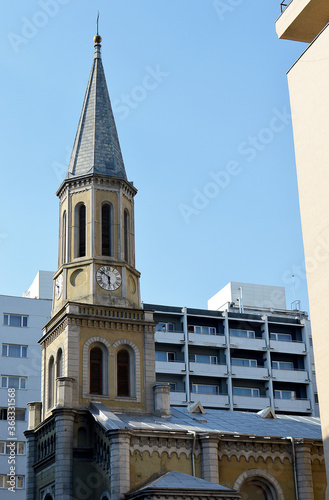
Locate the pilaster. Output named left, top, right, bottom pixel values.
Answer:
left=54, top=408, right=76, bottom=500
left=109, top=431, right=131, bottom=500
left=25, top=430, right=36, bottom=500
left=295, top=441, right=314, bottom=500
left=200, top=434, right=219, bottom=483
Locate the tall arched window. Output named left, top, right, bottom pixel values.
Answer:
left=102, top=203, right=113, bottom=256
left=78, top=204, right=86, bottom=258
left=62, top=211, right=67, bottom=264
left=48, top=357, right=55, bottom=409
left=124, top=209, right=130, bottom=263
left=56, top=349, right=63, bottom=378
left=90, top=347, right=103, bottom=395
left=117, top=349, right=130, bottom=397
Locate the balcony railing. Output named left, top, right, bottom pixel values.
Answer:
left=280, top=0, right=293, bottom=13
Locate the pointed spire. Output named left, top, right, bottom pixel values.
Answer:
left=66, top=29, right=127, bottom=180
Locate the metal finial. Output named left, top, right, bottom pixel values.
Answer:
left=94, top=11, right=102, bottom=44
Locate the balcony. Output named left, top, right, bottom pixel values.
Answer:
left=233, top=395, right=271, bottom=410
left=189, top=362, right=228, bottom=377
left=229, top=337, right=266, bottom=351
left=155, top=331, right=184, bottom=344
left=188, top=332, right=226, bottom=347
left=276, top=0, right=329, bottom=43
left=170, top=391, right=188, bottom=405
left=190, top=392, right=230, bottom=408
left=274, top=398, right=311, bottom=413
left=270, top=340, right=306, bottom=355
left=231, top=366, right=269, bottom=380
left=272, top=368, right=309, bottom=383
left=155, top=361, right=186, bottom=374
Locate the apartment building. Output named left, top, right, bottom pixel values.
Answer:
left=144, top=282, right=318, bottom=416
left=0, top=272, right=52, bottom=497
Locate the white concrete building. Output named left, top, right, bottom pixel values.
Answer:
left=0, top=273, right=52, bottom=497
left=145, top=282, right=319, bottom=416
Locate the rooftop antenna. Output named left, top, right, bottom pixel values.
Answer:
left=292, top=274, right=296, bottom=303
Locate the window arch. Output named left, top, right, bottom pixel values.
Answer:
left=48, top=356, right=55, bottom=409
left=56, top=348, right=63, bottom=378
left=102, top=203, right=113, bottom=256
left=90, top=347, right=103, bottom=395
left=117, top=349, right=130, bottom=397
left=233, top=469, right=284, bottom=500
left=124, top=209, right=130, bottom=263
left=76, top=203, right=86, bottom=258
left=62, top=211, right=67, bottom=264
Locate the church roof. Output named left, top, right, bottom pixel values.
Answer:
left=89, top=402, right=322, bottom=440
left=66, top=37, right=127, bottom=180
left=134, top=471, right=233, bottom=491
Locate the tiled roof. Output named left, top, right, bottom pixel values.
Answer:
left=89, top=402, right=322, bottom=440
left=66, top=41, right=127, bottom=180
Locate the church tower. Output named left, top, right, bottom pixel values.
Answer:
left=53, top=33, right=140, bottom=313
left=25, top=32, right=157, bottom=500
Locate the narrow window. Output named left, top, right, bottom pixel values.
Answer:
left=117, top=349, right=130, bottom=397
left=90, top=347, right=102, bottom=394
left=48, top=357, right=54, bottom=409
left=62, top=211, right=67, bottom=264
left=124, top=209, right=130, bottom=263
left=57, top=349, right=63, bottom=378
left=102, top=203, right=113, bottom=256
left=78, top=204, right=86, bottom=257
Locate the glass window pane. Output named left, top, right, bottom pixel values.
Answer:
left=195, top=327, right=201, bottom=334
left=16, top=410, right=25, bottom=421
left=8, top=345, right=21, bottom=357
left=22, top=317, right=28, bottom=327
left=250, top=360, right=257, bottom=367
left=252, top=389, right=260, bottom=397
left=3, top=315, right=8, bottom=326
left=155, top=352, right=167, bottom=362
left=1, top=378, right=7, bottom=388
left=16, top=476, right=24, bottom=488
left=22, top=346, right=27, bottom=358
left=18, top=442, right=25, bottom=454
left=20, top=378, right=26, bottom=389
left=2, top=345, right=7, bottom=356
left=9, top=315, right=21, bottom=327
left=8, top=377, right=19, bottom=389
left=167, top=323, right=174, bottom=332
left=0, top=442, right=5, bottom=454
left=167, top=353, right=175, bottom=362
left=156, top=323, right=166, bottom=332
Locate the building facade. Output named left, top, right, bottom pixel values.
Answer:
left=0, top=277, right=52, bottom=498
left=147, top=281, right=318, bottom=416
left=276, top=0, right=329, bottom=479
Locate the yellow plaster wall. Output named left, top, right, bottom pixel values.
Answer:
left=67, top=264, right=91, bottom=301
left=130, top=450, right=201, bottom=490
left=312, top=459, right=327, bottom=500
left=218, top=455, right=294, bottom=498
left=78, top=325, right=145, bottom=410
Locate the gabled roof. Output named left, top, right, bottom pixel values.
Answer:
left=66, top=38, right=127, bottom=180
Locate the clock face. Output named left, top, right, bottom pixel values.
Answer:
left=55, top=274, right=63, bottom=300
left=96, top=266, right=122, bottom=291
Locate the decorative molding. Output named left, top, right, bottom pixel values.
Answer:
left=311, top=444, right=325, bottom=465
left=219, top=440, right=291, bottom=464
left=130, top=435, right=200, bottom=459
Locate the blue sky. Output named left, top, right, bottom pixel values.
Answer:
left=0, top=1, right=310, bottom=311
